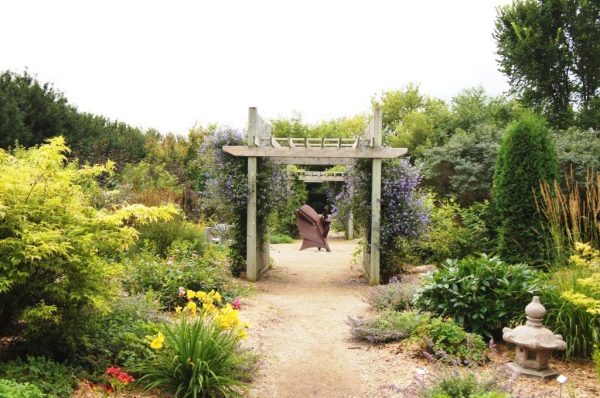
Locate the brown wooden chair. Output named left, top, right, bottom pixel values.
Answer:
left=295, top=204, right=330, bottom=252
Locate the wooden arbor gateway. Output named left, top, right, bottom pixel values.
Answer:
left=223, top=107, right=407, bottom=285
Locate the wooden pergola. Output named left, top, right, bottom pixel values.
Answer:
left=223, top=107, right=407, bottom=285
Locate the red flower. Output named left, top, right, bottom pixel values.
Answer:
left=106, top=366, right=122, bottom=377
left=117, top=372, right=135, bottom=384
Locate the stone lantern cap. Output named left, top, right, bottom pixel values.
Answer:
left=502, top=296, right=567, bottom=351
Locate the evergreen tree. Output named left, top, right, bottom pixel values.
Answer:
left=492, top=112, right=558, bottom=265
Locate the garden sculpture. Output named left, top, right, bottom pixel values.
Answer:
left=296, top=204, right=331, bottom=252
left=502, top=296, right=566, bottom=380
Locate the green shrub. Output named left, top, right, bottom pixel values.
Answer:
left=363, top=278, right=415, bottom=312
left=269, top=233, right=294, bottom=244
left=415, top=254, right=542, bottom=338
left=0, top=356, right=77, bottom=398
left=419, top=317, right=488, bottom=365
left=414, top=196, right=495, bottom=265
left=71, top=294, right=163, bottom=374
left=492, top=111, right=558, bottom=265
left=134, top=316, right=255, bottom=398
left=124, top=242, right=231, bottom=310
left=411, top=370, right=509, bottom=398
left=0, top=379, right=45, bottom=398
left=0, top=138, right=176, bottom=359
left=347, top=310, right=429, bottom=344
left=135, top=216, right=206, bottom=257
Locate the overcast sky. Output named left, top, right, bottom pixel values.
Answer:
left=1, top=0, right=512, bottom=134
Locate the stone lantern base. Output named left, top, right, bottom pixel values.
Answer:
left=505, top=362, right=559, bottom=381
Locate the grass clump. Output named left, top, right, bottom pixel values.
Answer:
left=269, top=233, right=295, bottom=244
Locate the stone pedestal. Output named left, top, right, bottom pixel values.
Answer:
left=505, top=362, right=559, bottom=381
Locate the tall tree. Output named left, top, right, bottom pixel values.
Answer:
left=495, top=0, right=600, bottom=129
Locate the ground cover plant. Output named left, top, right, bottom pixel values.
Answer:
left=0, top=379, right=45, bottom=398
left=348, top=310, right=428, bottom=344
left=348, top=310, right=487, bottom=365
left=0, top=356, right=78, bottom=398
left=415, top=254, right=542, bottom=338
left=401, top=369, right=510, bottom=398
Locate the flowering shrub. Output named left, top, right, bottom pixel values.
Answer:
left=340, top=158, right=430, bottom=278
left=201, top=129, right=284, bottom=275
left=363, top=277, right=415, bottom=312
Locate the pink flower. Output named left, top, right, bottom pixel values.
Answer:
left=178, top=287, right=186, bottom=297
left=232, top=298, right=241, bottom=310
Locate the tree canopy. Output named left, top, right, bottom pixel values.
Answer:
left=495, top=0, right=600, bottom=128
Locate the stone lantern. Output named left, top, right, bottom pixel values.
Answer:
left=502, top=296, right=566, bottom=380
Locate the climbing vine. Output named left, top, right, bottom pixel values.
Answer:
left=202, top=129, right=284, bottom=275
left=339, top=158, right=430, bottom=280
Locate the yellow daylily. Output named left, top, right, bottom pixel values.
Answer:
left=150, top=332, right=165, bottom=349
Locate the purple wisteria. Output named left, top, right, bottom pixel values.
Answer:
left=342, top=158, right=430, bottom=276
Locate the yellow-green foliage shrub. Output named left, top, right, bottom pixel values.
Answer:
left=561, top=243, right=600, bottom=315
left=0, top=137, right=176, bottom=358
left=542, top=242, right=600, bottom=358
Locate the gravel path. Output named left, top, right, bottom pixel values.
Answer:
left=241, top=237, right=421, bottom=398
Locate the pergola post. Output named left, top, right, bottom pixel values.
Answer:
left=369, top=107, right=383, bottom=285
left=246, top=107, right=258, bottom=282
left=346, top=211, right=354, bottom=240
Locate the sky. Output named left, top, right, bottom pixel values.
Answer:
left=1, top=0, right=512, bottom=134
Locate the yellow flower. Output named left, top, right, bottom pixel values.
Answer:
left=214, top=291, right=222, bottom=303
left=175, top=306, right=182, bottom=314
left=186, top=301, right=197, bottom=316
left=203, top=302, right=217, bottom=315
left=196, top=291, right=211, bottom=305
left=238, top=329, right=248, bottom=339
left=186, top=289, right=196, bottom=300
left=150, top=332, right=165, bottom=349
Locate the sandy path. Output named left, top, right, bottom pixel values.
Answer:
left=241, top=236, right=419, bottom=398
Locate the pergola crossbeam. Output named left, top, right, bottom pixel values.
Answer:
left=223, top=146, right=406, bottom=159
